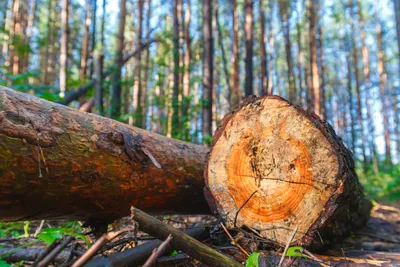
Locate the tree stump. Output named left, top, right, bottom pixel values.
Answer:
left=205, top=96, right=371, bottom=248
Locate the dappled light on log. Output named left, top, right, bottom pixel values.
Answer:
left=206, top=96, right=371, bottom=248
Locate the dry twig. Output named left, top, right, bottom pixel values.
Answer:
left=142, top=234, right=173, bottom=267
left=278, top=225, right=298, bottom=267
left=220, top=222, right=250, bottom=257
left=71, top=230, right=127, bottom=267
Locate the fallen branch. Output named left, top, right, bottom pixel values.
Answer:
left=131, top=207, right=242, bottom=267
left=71, top=230, right=127, bottom=267
left=37, top=236, right=74, bottom=267
left=85, top=226, right=209, bottom=267
left=142, top=234, right=173, bottom=267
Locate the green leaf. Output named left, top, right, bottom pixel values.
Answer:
left=37, top=228, right=63, bottom=245
left=245, top=252, right=260, bottom=267
left=286, top=246, right=304, bottom=257
left=169, top=250, right=179, bottom=256
left=0, top=260, right=11, bottom=267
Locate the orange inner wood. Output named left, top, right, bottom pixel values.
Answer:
left=227, top=121, right=313, bottom=224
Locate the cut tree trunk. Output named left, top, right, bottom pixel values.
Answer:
left=0, top=87, right=370, bottom=248
left=0, top=86, right=210, bottom=222
left=205, top=96, right=371, bottom=248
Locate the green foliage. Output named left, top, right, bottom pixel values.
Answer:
left=357, top=162, right=400, bottom=201
left=169, top=250, right=179, bottom=256
left=285, top=246, right=305, bottom=257
left=0, top=260, right=11, bottom=267
left=245, top=252, right=260, bottom=267
left=38, top=226, right=90, bottom=247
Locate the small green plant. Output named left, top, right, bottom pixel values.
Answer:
left=245, top=252, right=260, bottom=267
left=285, top=246, right=305, bottom=258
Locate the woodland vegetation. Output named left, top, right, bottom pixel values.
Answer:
left=0, top=0, right=399, bottom=189
left=0, top=0, right=400, bottom=265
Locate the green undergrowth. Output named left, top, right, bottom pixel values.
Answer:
left=357, top=162, right=400, bottom=202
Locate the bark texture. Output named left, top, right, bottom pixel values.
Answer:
left=205, top=96, right=371, bottom=248
left=0, top=86, right=210, bottom=222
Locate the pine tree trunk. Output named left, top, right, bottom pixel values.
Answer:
left=244, top=0, right=253, bottom=96
left=0, top=86, right=210, bottom=222
left=205, top=95, right=371, bottom=248
left=172, top=0, right=180, bottom=137
left=135, top=0, right=144, bottom=128
left=308, top=0, right=320, bottom=116
left=349, top=0, right=367, bottom=171
left=278, top=0, right=296, bottom=103
left=230, top=0, right=240, bottom=107
left=376, top=6, right=392, bottom=165
left=59, top=0, right=69, bottom=98
left=80, top=0, right=92, bottom=80
left=259, top=0, right=267, bottom=96
left=109, top=0, right=126, bottom=119
left=182, top=0, right=191, bottom=121
left=202, top=0, right=213, bottom=138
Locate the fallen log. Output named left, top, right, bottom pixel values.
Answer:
left=205, top=96, right=371, bottom=248
left=0, top=87, right=371, bottom=248
left=0, top=86, right=210, bottom=222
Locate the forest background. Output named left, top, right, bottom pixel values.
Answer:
left=0, top=0, right=399, bottom=201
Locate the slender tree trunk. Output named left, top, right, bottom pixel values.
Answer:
left=80, top=0, right=92, bottom=80
left=259, top=0, right=267, bottom=96
left=89, top=0, right=97, bottom=78
left=394, top=0, right=400, bottom=71
left=278, top=0, right=296, bottom=103
left=21, top=0, right=36, bottom=73
left=142, top=0, right=152, bottom=130
left=215, top=4, right=231, bottom=108
left=59, top=0, right=69, bottom=98
left=349, top=0, right=367, bottom=171
left=376, top=6, right=392, bottom=165
left=308, top=0, right=320, bottom=116
left=94, top=0, right=106, bottom=115
left=357, top=0, right=378, bottom=172
left=202, top=0, right=213, bottom=139
left=345, top=42, right=356, bottom=154
left=182, top=0, right=191, bottom=123
left=317, top=24, right=326, bottom=119
left=9, top=0, right=28, bottom=75
left=244, top=0, right=253, bottom=96
left=230, top=0, right=240, bottom=107
left=172, top=0, right=180, bottom=137
left=109, top=0, right=126, bottom=119
left=135, top=0, right=144, bottom=128
left=267, top=0, right=274, bottom=95
left=296, top=12, right=306, bottom=106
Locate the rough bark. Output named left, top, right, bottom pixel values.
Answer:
left=0, top=86, right=210, bottom=222
left=205, top=96, right=371, bottom=248
left=244, top=0, right=254, bottom=96
left=202, top=0, right=213, bottom=138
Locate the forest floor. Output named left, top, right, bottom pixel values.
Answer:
left=0, top=202, right=400, bottom=266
